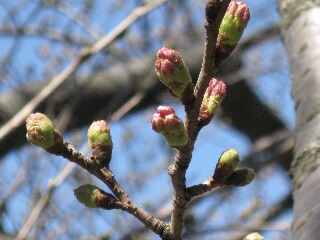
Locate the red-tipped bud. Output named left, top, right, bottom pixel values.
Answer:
left=155, top=47, right=191, bottom=98
left=226, top=167, right=255, bottom=187
left=243, top=232, right=264, bottom=240
left=151, top=106, right=188, bottom=147
left=199, top=78, right=226, bottom=126
left=88, top=120, right=113, bottom=164
left=216, top=1, right=250, bottom=61
left=74, top=184, right=118, bottom=210
left=26, top=113, right=62, bottom=150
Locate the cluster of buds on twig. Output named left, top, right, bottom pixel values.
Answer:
left=199, top=78, right=226, bottom=126
left=214, top=149, right=255, bottom=187
left=155, top=47, right=192, bottom=98
left=216, top=1, right=250, bottom=62
left=151, top=106, right=188, bottom=148
left=88, top=120, right=113, bottom=166
left=25, top=1, right=256, bottom=238
left=26, top=113, right=63, bottom=153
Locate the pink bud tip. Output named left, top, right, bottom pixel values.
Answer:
left=227, top=1, right=250, bottom=25
left=206, top=78, right=227, bottom=98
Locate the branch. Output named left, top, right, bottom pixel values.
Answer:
left=165, top=1, right=231, bottom=239
left=16, top=87, right=154, bottom=239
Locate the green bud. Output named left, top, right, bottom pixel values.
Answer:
left=74, top=184, right=118, bottom=210
left=219, top=1, right=250, bottom=45
left=88, top=120, right=113, bottom=162
left=243, top=232, right=264, bottom=240
left=155, top=47, right=191, bottom=98
left=214, top=149, right=240, bottom=182
left=26, top=113, right=58, bottom=149
left=74, top=184, right=100, bottom=208
left=226, top=168, right=255, bottom=187
left=216, top=1, right=250, bottom=61
left=151, top=106, right=188, bottom=147
left=88, top=120, right=112, bottom=148
left=219, top=148, right=240, bottom=171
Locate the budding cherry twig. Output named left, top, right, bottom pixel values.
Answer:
left=25, top=1, right=256, bottom=240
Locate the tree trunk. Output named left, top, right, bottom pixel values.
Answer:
left=279, top=0, right=320, bottom=239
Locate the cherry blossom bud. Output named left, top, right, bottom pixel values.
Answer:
left=26, top=113, right=62, bottom=150
left=88, top=120, right=113, bottom=163
left=199, top=78, right=226, bottom=126
left=226, top=167, right=255, bottom=187
left=74, top=184, right=118, bottom=209
left=155, top=47, right=191, bottom=98
left=216, top=1, right=250, bottom=61
left=243, top=232, right=264, bottom=240
left=151, top=106, right=188, bottom=147
left=214, top=149, right=240, bottom=182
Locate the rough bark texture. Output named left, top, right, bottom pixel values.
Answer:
left=279, top=0, right=320, bottom=239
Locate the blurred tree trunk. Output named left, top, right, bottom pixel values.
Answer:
left=279, top=1, right=320, bottom=239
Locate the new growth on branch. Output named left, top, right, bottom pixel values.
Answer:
left=26, top=1, right=261, bottom=239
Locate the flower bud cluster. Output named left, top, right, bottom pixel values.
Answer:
left=155, top=47, right=191, bottom=98
left=151, top=106, right=188, bottom=147
left=199, top=78, right=226, bottom=126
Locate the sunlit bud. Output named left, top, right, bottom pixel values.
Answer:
left=216, top=1, right=250, bottom=61
left=151, top=106, right=188, bottom=147
left=88, top=120, right=113, bottom=162
left=226, top=167, right=255, bottom=187
left=199, top=78, right=226, bottom=126
left=74, top=184, right=118, bottom=210
left=74, top=184, right=100, bottom=208
left=243, top=232, right=264, bottom=240
left=26, top=113, right=62, bottom=150
left=214, top=149, right=240, bottom=182
left=88, top=120, right=112, bottom=148
left=155, top=47, right=191, bottom=98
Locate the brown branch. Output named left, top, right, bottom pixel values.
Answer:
left=19, top=136, right=168, bottom=239
left=193, top=0, right=230, bottom=115
left=165, top=1, right=231, bottom=239
left=57, top=140, right=169, bottom=236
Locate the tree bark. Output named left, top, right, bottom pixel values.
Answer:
left=279, top=0, right=320, bottom=239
